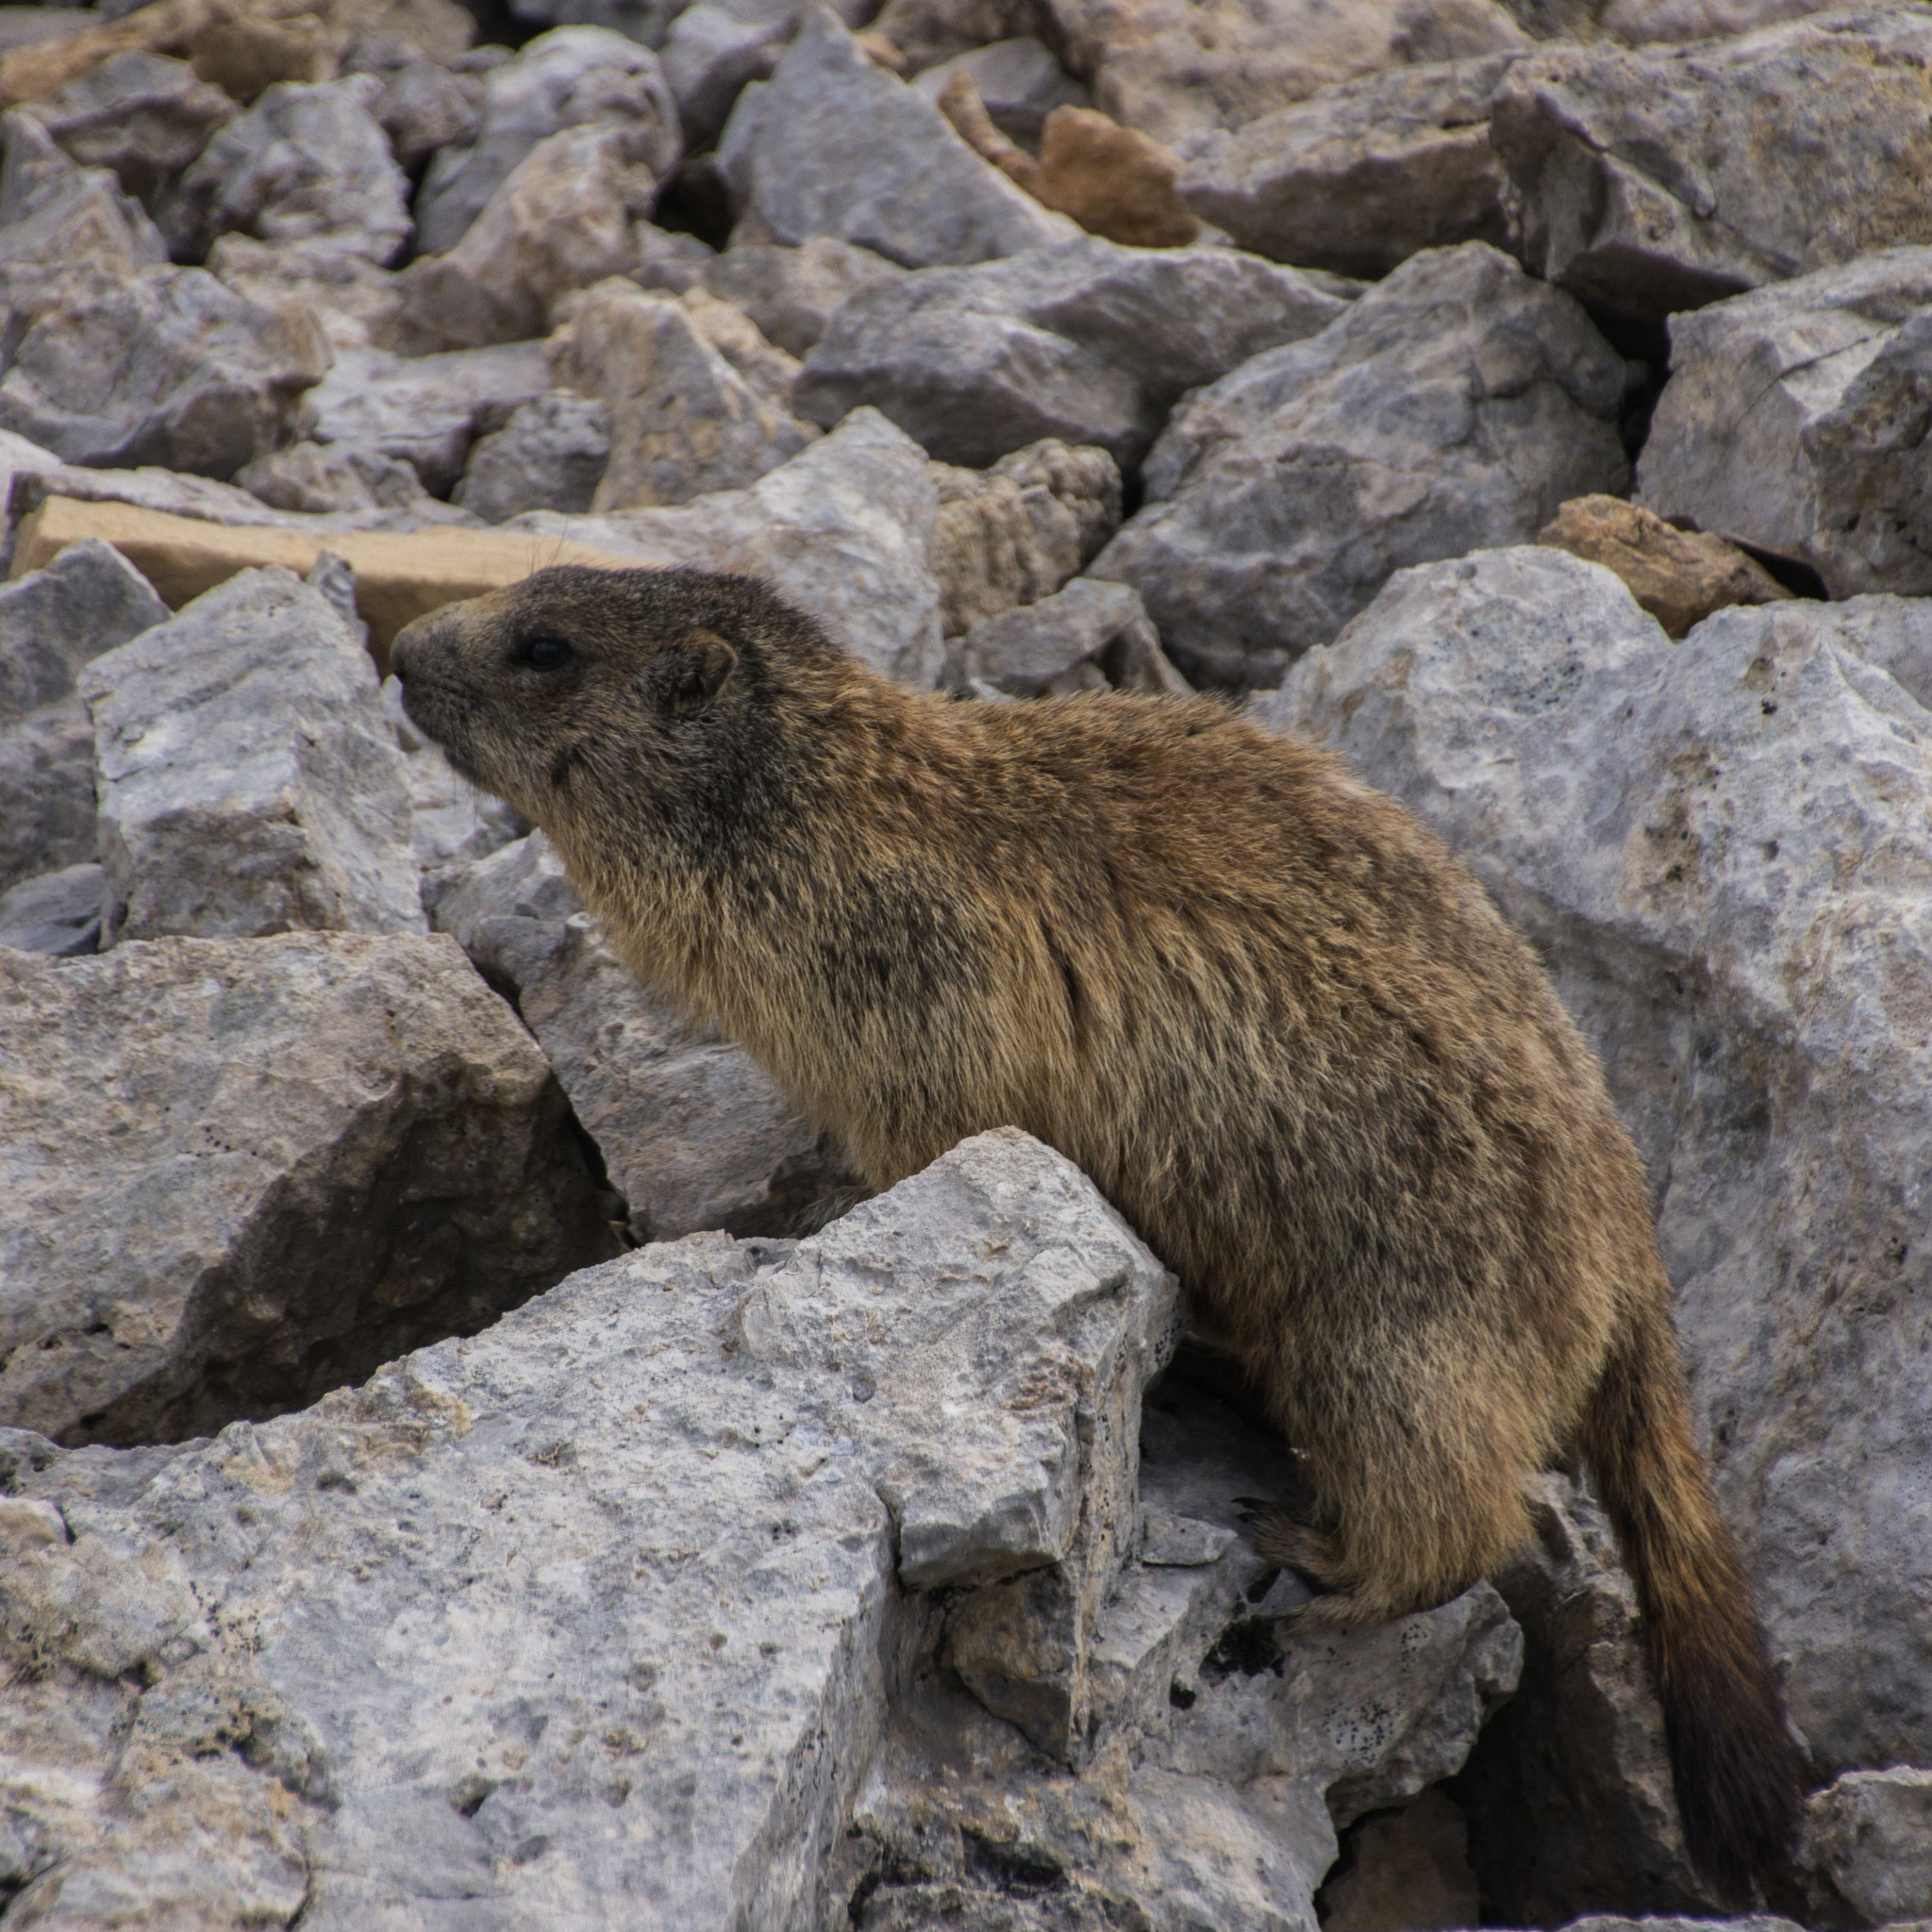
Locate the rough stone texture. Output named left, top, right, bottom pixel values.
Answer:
left=162, top=75, right=412, bottom=268
left=0, top=537, right=169, bottom=897
left=0, top=929, right=617, bottom=1448
left=931, top=439, right=1121, bottom=635
left=234, top=441, right=451, bottom=519
left=301, top=340, right=553, bottom=495
left=632, top=218, right=719, bottom=295
left=412, top=25, right=680, bottom=257
left=716, top=8, right=1077, bottom=270
left=797, top=233, right=1344, bottom=470
left=0, top=262, right=331, bottom=479
left=513, top=407, right=947, bottom=686
left=453, top=391, right=611, bottom=523
left=0, top=1131, right=1175, bottom=1925
left=0, top=859, right=103, bottom=957
left=24, top=49, right=234, bottom=207
left=945, top=575, right=1186, bottom=697
left=342, top=29, right=484, bottom=170
left=1538, top=493, right=1793, bottom=639
left=391, top=122, right=669, bottom=354
left=1176, top=53, right=1519, bottom=280
left=548, top=278, right=815, bottom=510
left=911, top=37, right=1088, bottom=147
left=1040, top=0, right=1530, bottom=147
left=1491, top=9, right=1932, bottom=323
left=1091, top=242, right=1628, bottom=690
left=1260, top=544, right=1932, bottom=1782
left=1449, top=1472, right=1716, bottom=1919
left=0, top=108, right=164, bottom=275
left=862, top=0, right=1039, bottom=77
left=1634, top=248, right=1932, bottom=600
left=208, top=232, right=407, bottom=354
left=82, top=566, right=426, bottom=947
left=698, top=233, right=908, bottom=357
left=1321, top=1790, right=1478, bottom=1932
left=1798, top=1768, right=1932, bottom=1927
left=429, top=829, right=834, bottom=1241
left=658, top=0, right=858, bottom=151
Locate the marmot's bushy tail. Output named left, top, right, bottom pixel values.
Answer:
left=1581, top=1300, right=1802, bottom=1903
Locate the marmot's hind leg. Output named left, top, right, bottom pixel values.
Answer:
left=1246, top=1508, right=1442, bottom=1631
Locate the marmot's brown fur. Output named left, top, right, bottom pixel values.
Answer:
left=392, top=565, right=1801, bottom=1898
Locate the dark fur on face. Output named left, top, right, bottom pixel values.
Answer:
left=392, top=563, right=1803, bottom=1901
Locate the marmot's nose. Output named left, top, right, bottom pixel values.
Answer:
left=390, top=617, right=429, bottom=684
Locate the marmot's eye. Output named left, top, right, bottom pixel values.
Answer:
left=518, top=632, right=570, bottom=671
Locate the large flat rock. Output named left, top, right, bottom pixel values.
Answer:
left=0, top=1131, right=1179, bottom=1928
left=0, top=929, right=617, bottom=1448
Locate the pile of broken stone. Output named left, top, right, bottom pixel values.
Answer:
left=1, top=0, right=1931, bottom=1922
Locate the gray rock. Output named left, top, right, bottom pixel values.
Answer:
left=413, top=25, right=681, bottom=256
left=0, top=928, right=617, bottom=1447
left=430, top=829, right=830, bottom=1239
left=660, top=0, right=798, bottom=149
left=1800, top=1768, right=1932, bottom=1927
left=0, top=262, right=331, bottom=479
left=302, top=340, right=553, bottom=495
left=1039, top=0, right=1530, bottom=148
left=391, top=121, right=670, bottom=353
left=454, top=391, right=611, bottom=521
left=1091, top=242, right=1628, bottom=689
left=342, top=30, right=486, bottom=170
left=910, top=37, right=1089, bottom=147
left=1260, top=546, right=1932, bottom=1777
left=0, top=1129, right=1174, bottom=1925
left=513, top=406, right=947, bottom=685
left=1175, top=53, right=1520, bottom=280
left=1453, top=1472, right=1717, bottom=1919
left=508, top=0, right=688, bottom=44
left=0, top=535, right=170, bottom=726
left=1634, top=248, right=1932, bottom=599
left=0, top=860, right=103, bottom=956
left=208, top=232, right=408, bottom=355
left=698, top=233, right=906, bottom=356
left=549, top=278, right=815, bottom=509
left=1491, top=9, right=1932, bottom=323
left=717, top=7, right=1077, bottom=268
left=631, top=217, right=719, bottom=293
left=0, top=700, right=93, bottom=899
left=162, top=75, right=413, bottom=268
left=23, top=51, right=234, bottom=208
left=0, top=108, right=164, bottom=275
left=931, top=438, right=1122, bottom=635
left=947, top=576, right=1186, bottom=696
left=234, top=440, right=450, bottom=518
left=863, top=0, right=1039, bottom=77
left=0, top=539, right=169, bottom=896
left=796, top=232, right=1346, bottom=470
left=82, top=567, right=425, bottom=947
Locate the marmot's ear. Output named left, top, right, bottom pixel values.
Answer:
left=655, top=632, right=738, bottom=716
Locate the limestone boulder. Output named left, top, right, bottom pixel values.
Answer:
left=1537, top=493, right=1791, bottom=639
left=1798, top=1768, right=1932, bottom=1928
left=548, top=277, right=816, bottom=510
left=82, top=565, right=425, bottom=946
left=234, top=441, right=453, bottom=519
left=0, top=261, right=330, bottom=478
left=0, top=859, right=103, bottom=957
left=0, top=1131, right=1174, bottom=1924
left=1491, top=9, right=1932, bottom=323
left=453, top=391, right=611, bottom=522
left=910, top=37, right=1089, bottom=146
left=716, top=8, right=1076, bottom=268
left=301, top=340, right=552, bottom=495
left=1040, top=0, right=1530, bottom=147
left=391, top=122, right=670, bottom=353
left=162, top=75, right=412, bottom=267
left=0, top=108, right=164, bottom=275
left=1260, top=545, right=1932, bottom=1779
left=945, top=576, right=1187, bottom=697
left=1175, top=53, right=1519, bottom=279
left=23, top=49, right=233, bottom=207
left=1634, top=248, right=1932, bottom=600
left=658, top=0, right=883, bottom=150
left=0, top=537, right=169, bottom=896
left=428, top=829, right=840, bottom=1241
left=697, top=234, right=907, bottom=356
left=341, top=29, right=484, bottom=169
left=208, top=232, right=407, bottom=354
left=412, top=25, right=680, bottom=257
left=1091, top=242, right=1628, bottom=690
left=512, top=407, right=947, bottom=686
left=796, top=232, right=1344, bottom=470
left=0, top=928, right=617, bottom=1448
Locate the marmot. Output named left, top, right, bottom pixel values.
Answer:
left=392, top=565, right=1801, bottom=1897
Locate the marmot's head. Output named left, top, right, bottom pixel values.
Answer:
left=391, top=565, right=837, bottom=839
